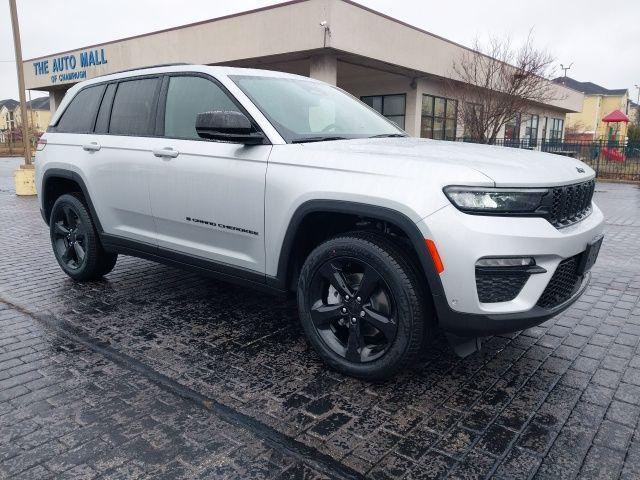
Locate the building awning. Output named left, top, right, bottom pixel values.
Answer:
left=602, top=109, right=629, bottom=123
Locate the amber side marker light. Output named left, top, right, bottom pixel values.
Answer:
left=425, top=239, right=444, bottom=274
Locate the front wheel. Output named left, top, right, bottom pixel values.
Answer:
left=49, top=193, right=118, bottom=281
left=297, top=232, right=428, bottom=380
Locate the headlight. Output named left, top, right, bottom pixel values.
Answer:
left=443, top=186, right=549, bottom=214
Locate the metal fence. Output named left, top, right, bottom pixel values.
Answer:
left=542, top=140, right=640, bottom=183
left=457, top=138, right=640, bottom=183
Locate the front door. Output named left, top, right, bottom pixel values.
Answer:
left=148, top=74, right=270, bottom=275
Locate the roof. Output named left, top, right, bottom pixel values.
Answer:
left=602, top=109, right=629, bottom=123
left=0, top=99, right=19, bottom=111
left=554, top=76, right=628, bottom=96
left=26, top=97, right=50, bottom=110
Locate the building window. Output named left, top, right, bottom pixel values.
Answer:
left=504, top=114, right=520, bottom=144
left=361, top=94, right=406, bottom=129
left=549, top=118, right=564, bottom=141
left=522, top=114, right=539, bottom=146
left=421, top=94, right=457, bottom=140
left=462, top=102, right=483, bottom=141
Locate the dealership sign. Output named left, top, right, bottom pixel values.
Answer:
left=32, top=48, right=108, bottom=84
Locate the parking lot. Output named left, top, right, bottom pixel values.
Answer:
left=1, top=156, right=640, bottom=479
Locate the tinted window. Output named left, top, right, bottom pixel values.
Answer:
left=56, top=85, right=105, bottom=133
left=109, top=78, right=159, bottom=136
left=164, top=76, right=241, bottom=140
left=95, top=83, right=116, bottom=134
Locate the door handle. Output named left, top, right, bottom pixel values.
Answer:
left=82, top=142, right=101, bottom=152
left=153, top=147, right=179, bottom=158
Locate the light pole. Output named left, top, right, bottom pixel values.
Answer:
left=9, top=0, right=35, bottom=195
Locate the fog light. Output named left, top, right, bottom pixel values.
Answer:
left=476, top=257, right=535, bottom=268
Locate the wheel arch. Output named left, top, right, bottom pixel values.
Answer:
left=272, top=200, right=447, bottom=303
left=41, top=168, right=103, bottom=232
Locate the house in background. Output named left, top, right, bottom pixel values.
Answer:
left=0, top=99, right=20, bottom=143
left=0, top=96, right=50, bottom=143
left=628, top=100, right=639, bottom=126
left=554, top=77, right=630, bottom=141
left=18, top=96, right=51, bottom=133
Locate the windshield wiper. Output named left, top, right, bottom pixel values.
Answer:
left=291, top=136, right=348, bottom=144
left=369, top=133, right=408, bottom=138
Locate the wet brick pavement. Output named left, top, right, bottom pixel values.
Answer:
left=1, top=156, right=640, bottom=479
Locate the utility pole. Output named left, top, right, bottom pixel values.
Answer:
left=9, top=0, right=32, bottom=166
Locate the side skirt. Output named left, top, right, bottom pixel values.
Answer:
left=100, top=234, right=287, bottom=297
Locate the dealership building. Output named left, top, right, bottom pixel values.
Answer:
left=23, top=0, right=582, bottom=141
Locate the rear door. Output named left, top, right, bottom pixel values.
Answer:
left=84, top=76, right=162, bottom=247
left=148, top=73, right=270, bottom=275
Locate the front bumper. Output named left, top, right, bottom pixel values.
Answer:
left=416, top=203, right=604, bottom=336
left=437, top=272, right=590, bottom=336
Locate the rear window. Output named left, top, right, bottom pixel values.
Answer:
left=55, top=85, right=105, bottom=133
left=109, top=78, right=159, bottom=136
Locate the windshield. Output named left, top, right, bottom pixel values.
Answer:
left=230, top=75, right=406, bottom=143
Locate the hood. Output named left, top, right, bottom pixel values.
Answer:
left=298, top=137, right=595, bottom=187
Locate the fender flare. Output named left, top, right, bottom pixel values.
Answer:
left=41, top=168, right=104, bottom=232
left=272, top=199, right=448, bottom=304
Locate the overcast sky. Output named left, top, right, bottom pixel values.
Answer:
left=1, top=0, right=638, bottom=101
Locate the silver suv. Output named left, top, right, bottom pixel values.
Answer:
left=36, top=65, right=604, bottom=379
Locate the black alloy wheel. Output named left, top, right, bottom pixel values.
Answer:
left=308, top=257, right=397, bottom=363
left=298, top=232, right=428, bottom=380
left=49, top=193, right=118, bottom=281
left=51, top=203, right=88, bottom=271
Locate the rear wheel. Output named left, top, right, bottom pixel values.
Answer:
left=297, top=232, right=428, bottom=380
left=50, top=194, right=117, bottom=281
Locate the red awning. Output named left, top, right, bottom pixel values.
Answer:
left=602, top=109, right=629, bottom=123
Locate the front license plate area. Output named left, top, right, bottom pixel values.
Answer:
left=577, top=235, right=603, bottom=275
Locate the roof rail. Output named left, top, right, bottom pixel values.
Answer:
left=107, top=62, right=191, bottom=76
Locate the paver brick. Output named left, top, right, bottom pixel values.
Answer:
left=2, top=162, right=640, bottom=479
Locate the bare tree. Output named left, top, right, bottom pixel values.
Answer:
left=446, top=32, right=560, bottom=144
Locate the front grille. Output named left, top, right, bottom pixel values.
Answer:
left=476, top=274, right=529, bottom=303
left=536, top=255, right=582, bottom=309
left=547, top=180, right=595, bottom=228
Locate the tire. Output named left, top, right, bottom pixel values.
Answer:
left=297, top=231, right=428, bottom=380
left=49, top=193, right=118, bottom=281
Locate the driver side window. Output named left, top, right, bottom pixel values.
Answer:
left=164, top=76, right=241, bottom=140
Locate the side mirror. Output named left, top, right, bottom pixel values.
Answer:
left=195, top=111, right=266, bottom=145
